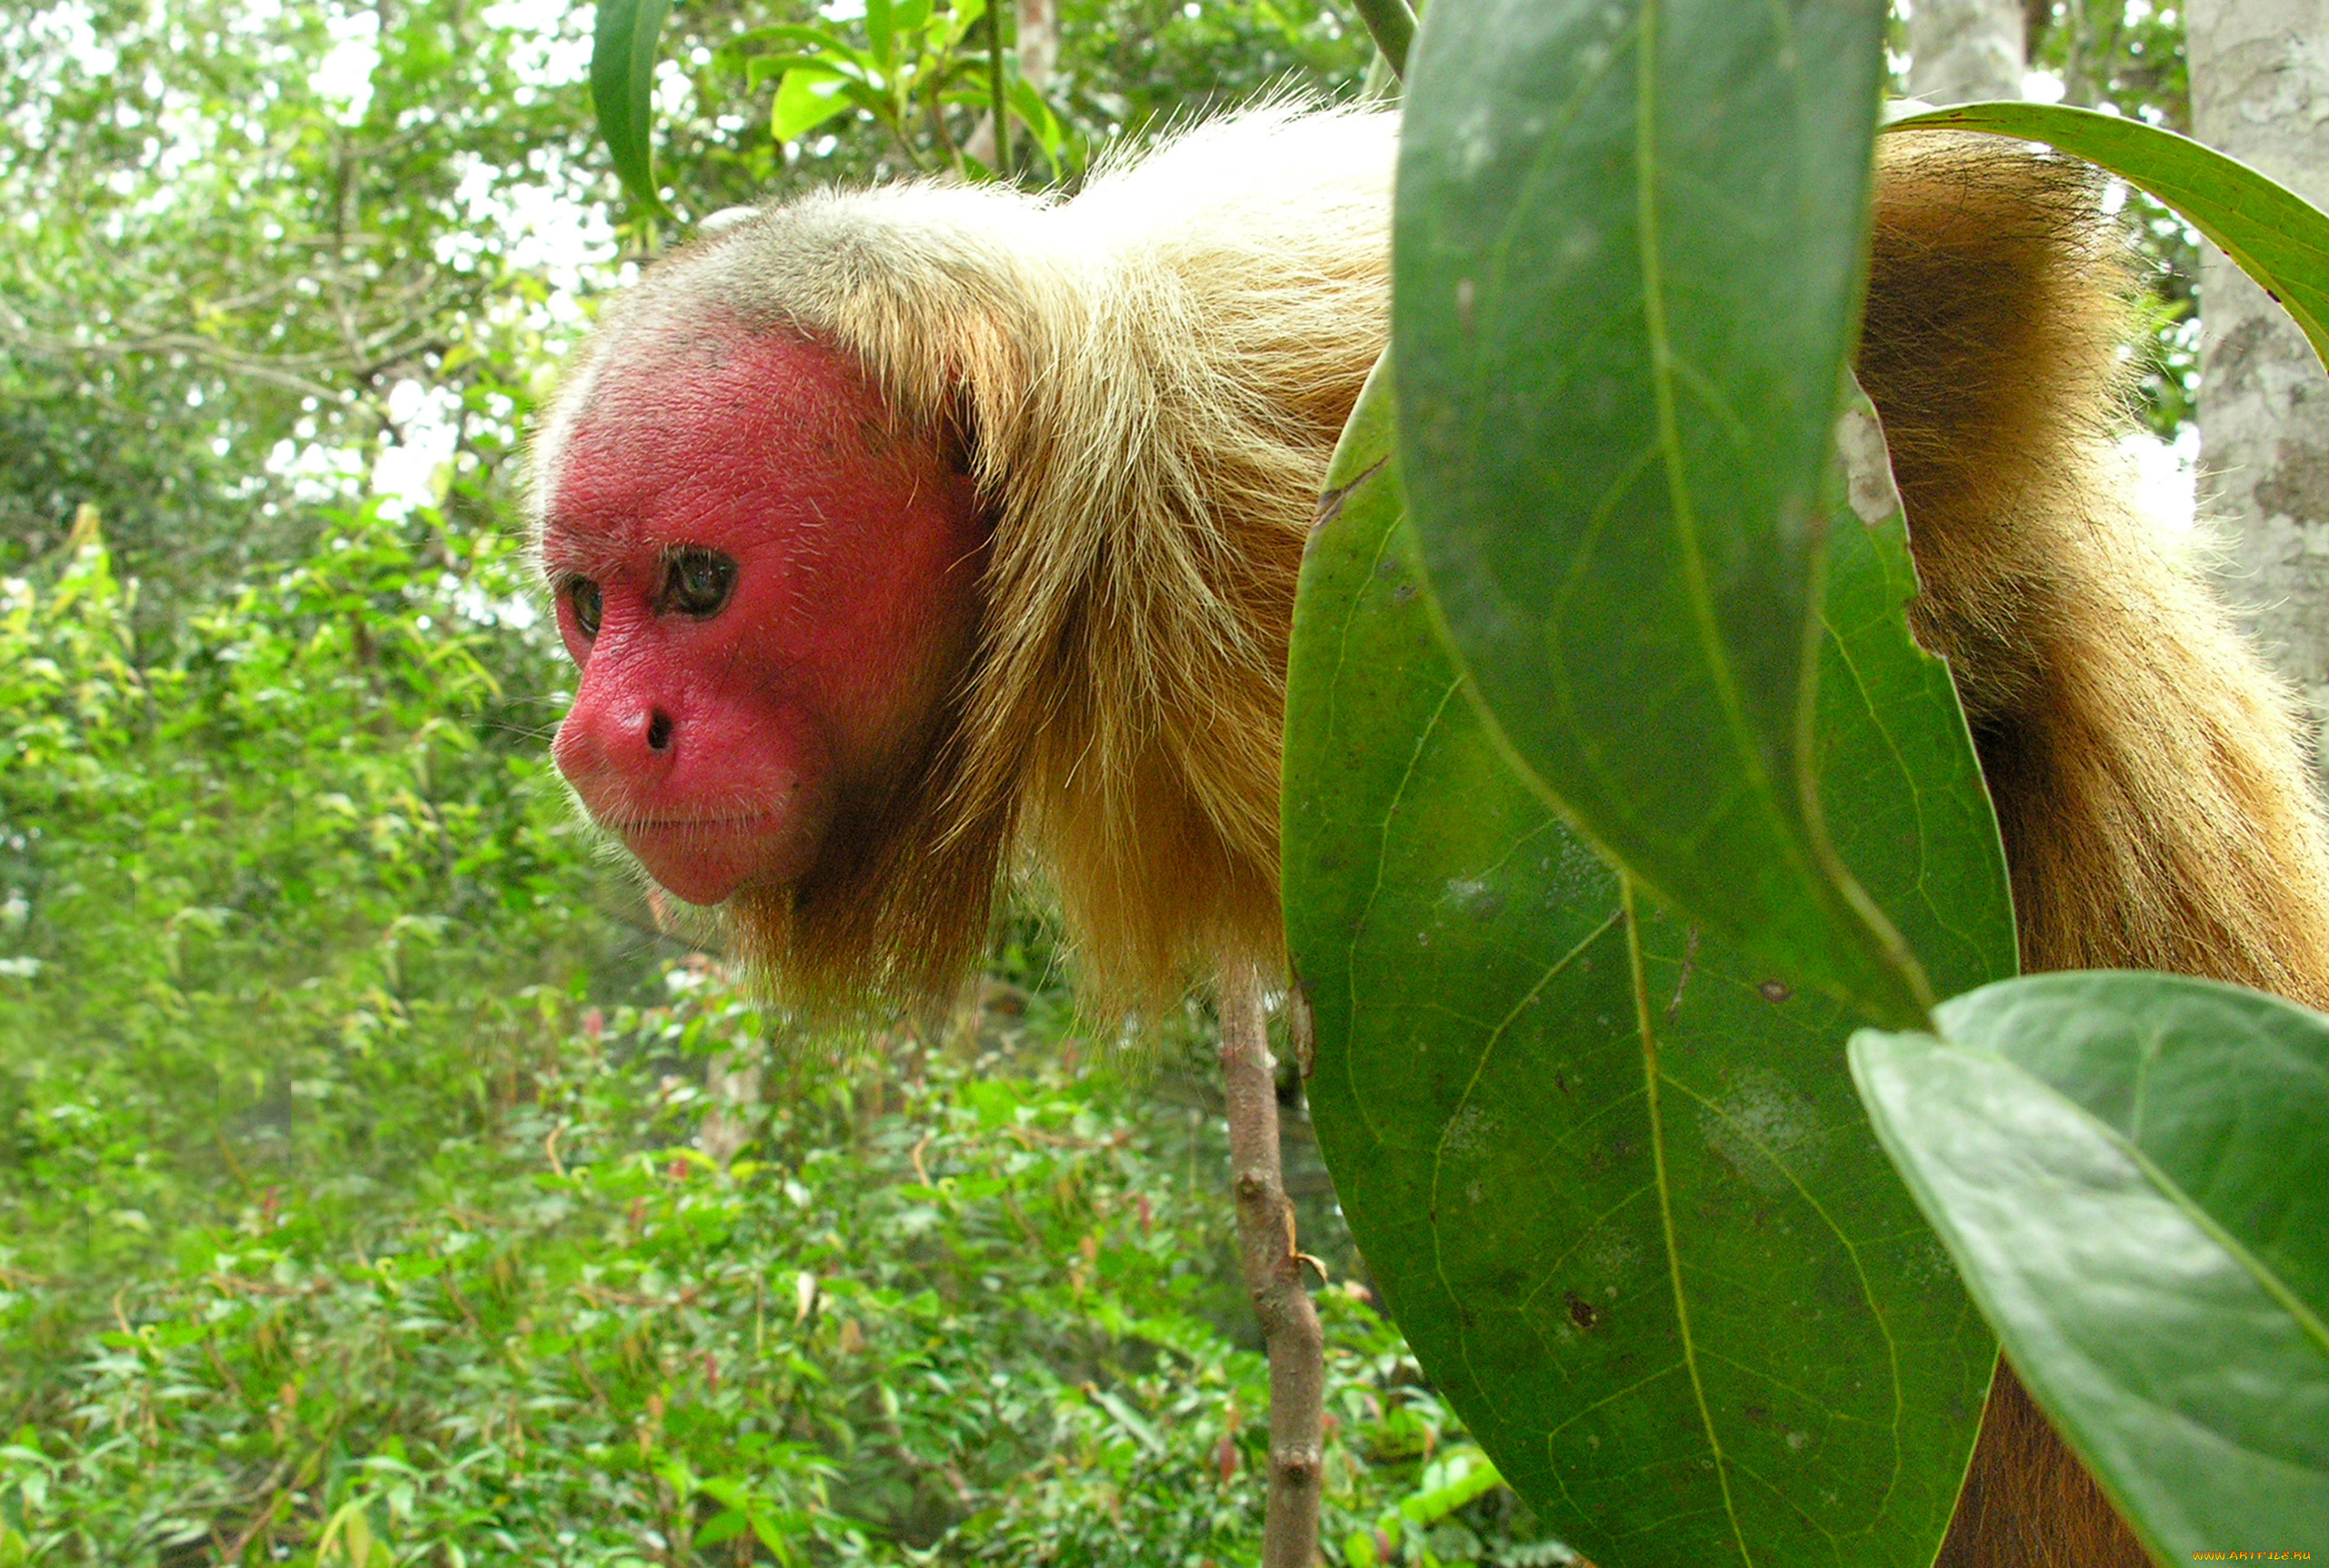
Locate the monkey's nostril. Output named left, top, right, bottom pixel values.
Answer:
left=647, top=710, right=674, bottom=752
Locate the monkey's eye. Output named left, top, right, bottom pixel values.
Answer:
left=568, top=578, right=603, bottom=638
left=660, top=547, right=738, bottom=618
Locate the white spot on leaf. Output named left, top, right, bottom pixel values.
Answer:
left=1833, top=403, right=1901, bottom=526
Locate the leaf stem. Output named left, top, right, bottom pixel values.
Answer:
left=1348, top=0, right=1415, bottom=81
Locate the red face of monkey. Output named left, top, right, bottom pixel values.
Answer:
left=539, top=330, right=985, bottom=907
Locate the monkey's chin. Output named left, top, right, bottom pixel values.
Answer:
left=620, top=816, right=812, bottom=907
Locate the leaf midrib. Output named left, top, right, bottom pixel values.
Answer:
left=1625, top=871, right=1753, bottom=1567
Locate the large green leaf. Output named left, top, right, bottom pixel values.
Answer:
left=1393, top=0, right=1935, bottom=1025
left=1851, top=973, right=2329, bottom=1563
left=1285, top=365, right=2008, bottom=1566
left=1886, top=101, right=2329, bottom=375
left=590, top=0, right=672, bottom=216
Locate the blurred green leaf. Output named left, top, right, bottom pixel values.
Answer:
left=939, top=0, right=987, bottom=44
left=694, top=1509, right=748, bottom=1545
left=1852, top=971, right=2329, bottom=1563
left=1400, top=1447, right=1502, bottom=1523
left=743, top=51, right=842, bottom=91
left=865, top=0, right=897, bottom=71
left=1347, top=0, right=1415, bottom=79
left=1009, top=77, right=1067, bottom=166
left=590, top=0, right=672, bottom=216
left=731, top=21, right=869, bottom=57
left=772, top=66, right=858, bottom=144
left=1886, top=100, right=2329, bottom=374
left=1285, top=365, right=2001, bottom=1568
left=1393, top=0, right=1932, bottom=1026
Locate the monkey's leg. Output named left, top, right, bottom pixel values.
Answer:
left=1218, top=965, right=1326, bottom=1566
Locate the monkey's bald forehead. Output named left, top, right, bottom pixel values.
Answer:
left=536, top=300, right=862, bottom=500
left=592, top=232, right=815, bottom=346
left=529, top=190, right=991, bottom=526
left=577, top=317, right=763, bottom=415
left=578, top=313, right=906, bottom=440
left=537, top=327, right=917, bottom=537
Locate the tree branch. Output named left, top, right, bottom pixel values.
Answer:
left=1218, top=964, right=1324, bottom=1568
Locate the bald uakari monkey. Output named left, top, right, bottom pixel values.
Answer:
left=532, top=106, right=2329, bottom=1567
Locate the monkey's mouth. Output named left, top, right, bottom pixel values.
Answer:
left=616, top=812, right=800, bottom=906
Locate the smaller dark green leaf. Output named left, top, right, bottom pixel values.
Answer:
left=1886, top=101, right=2329, bottom=373
left=1851, top=972, right=2329, bottom=1563
left=590, top=0, right=673, bottom=216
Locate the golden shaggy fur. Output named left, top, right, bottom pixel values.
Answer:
left=542, top=113, right=2329, bottom=1563
left=539, top=106, right=1393, bottom=1012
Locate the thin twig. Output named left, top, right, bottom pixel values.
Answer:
left=924, top=72, right=964, bottom=176
left=1217, top=965, right=1324, bottom=1568
left=218, top=1482, right=284, bottom=1563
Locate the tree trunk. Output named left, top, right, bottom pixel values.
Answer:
left=2191, top=0, right=2329, bottom=778
left=1016, top=0, right=1056, bottom=94
left=1218, top=966, right=1325, bottom=1568
left=1906, top=0, right=2027, bottom=103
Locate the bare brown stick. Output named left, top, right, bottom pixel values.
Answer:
left=1218, top=964, right=1325, bottom=1567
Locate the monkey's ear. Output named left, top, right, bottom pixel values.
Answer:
left=938, top=390, right=979, bottom=479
